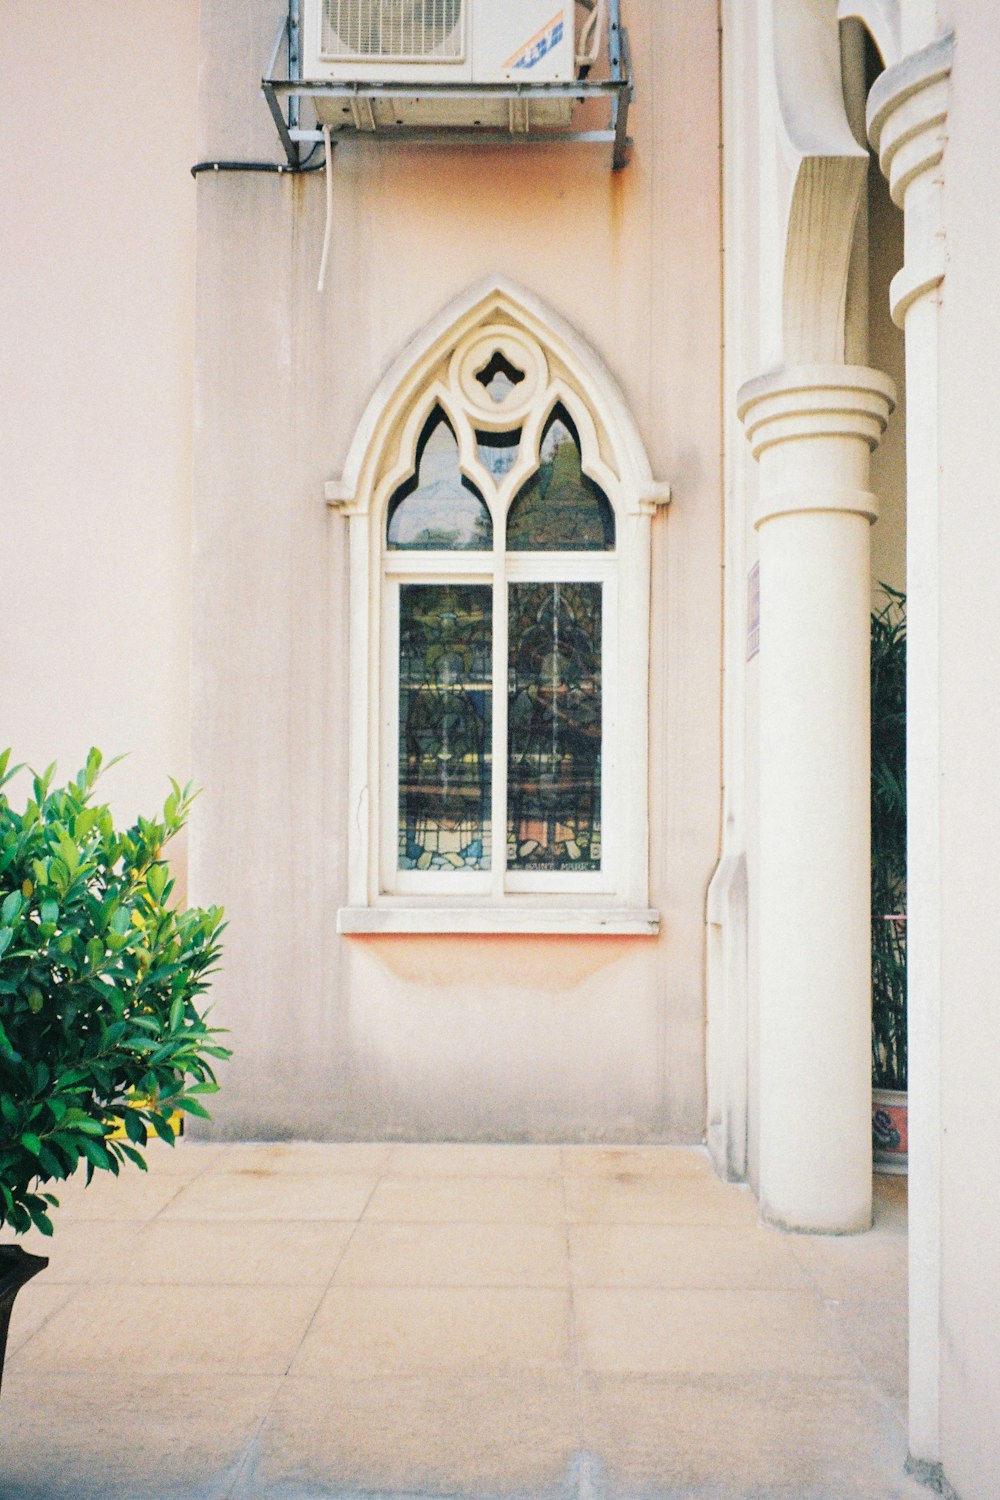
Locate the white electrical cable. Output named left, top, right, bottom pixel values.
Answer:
left=317, top=124, right=333, bottom=294
left=576, top=0, right=606, bottom=66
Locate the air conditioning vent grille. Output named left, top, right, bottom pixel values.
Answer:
left=321, top=0, right=465, bottom=61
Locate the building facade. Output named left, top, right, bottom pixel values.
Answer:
left=4, top=2, right=999, bottom=1495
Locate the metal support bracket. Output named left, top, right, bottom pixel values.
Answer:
left=610, top=12, right=634, bottom=171
left=261, top=0, right=634, bottom=172
left=262, top=13, right=301, bottom=168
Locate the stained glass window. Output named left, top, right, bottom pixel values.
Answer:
left=507, top=582, right=602, bottom=871
left=387, top=411, right=492, bottom=551
left=398, top=585, right=492, bottom=872
left=476, top=428, right=521, bottom=482
left=385, top=388, right=619, bottom=894
left=507, top=409, right=615, bottom=552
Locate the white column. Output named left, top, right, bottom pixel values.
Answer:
left=738, top=365, right=895, bottom=1233
left=868, top=34, right=953, bottom=1469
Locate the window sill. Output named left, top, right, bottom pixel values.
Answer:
left=337, top=906, right=660, bottom=936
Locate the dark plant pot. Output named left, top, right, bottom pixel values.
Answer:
left=872, top=1086, right=908, bottom=1175
left=0, top=1245, right=48, bottom=1396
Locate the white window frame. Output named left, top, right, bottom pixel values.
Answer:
left=326, top=279, right=670, bottom=935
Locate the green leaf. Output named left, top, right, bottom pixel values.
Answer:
left=8, top=1204, right=31, bottom=1234
left=177, top=1097, right=211, bottom=1119
left=1, top=890, right=22, bottom=925
left=123, top=1110, right=147, bottom=1146
left=148, top=1111, right=177, bottom=1145
left=73, top=807, right=99, bottom=840
left=35, top=1144, right=65, bottom=1178
left=78, top=1136, right=113, bottom=1171
left=0, top=927, right=13, bottom=957
left=40, top=899, right=59, bottom=925
left=0, top=753, right=24, bottom=790
left=20, top=1132, right=42, bottom=1156
left=48, top=1134, right=80, bottom=1171
left=64, top=1118, right=110, bottom=1137
left=56, top=831, right=80, bottom=878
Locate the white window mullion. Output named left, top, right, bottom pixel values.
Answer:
left=600, top=571, right=618, bottom=892
left=491, top=547, right=508, bottom=900
left=381, top=580, right=401, bottom=894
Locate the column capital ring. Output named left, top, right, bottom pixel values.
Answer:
left=737, top=364, right=897, bottom=461
left=737, top=365, right=896, bottom=528
left=867, top=34, right=954, bottom=207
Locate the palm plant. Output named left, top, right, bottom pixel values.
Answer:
left=871, top=587, right=907, bottom=1090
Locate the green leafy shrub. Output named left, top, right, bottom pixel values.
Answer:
left=0, top=749, right=227, bottom=1236
left=871, top=588, right=906, bottom=1090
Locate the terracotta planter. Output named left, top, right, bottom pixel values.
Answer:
left=872, top=1087, right=908, bottom=1175
left=0, top=1245, right=48, bottom=1397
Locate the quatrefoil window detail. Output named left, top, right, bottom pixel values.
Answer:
left=475, top=351, right=527, bottom=405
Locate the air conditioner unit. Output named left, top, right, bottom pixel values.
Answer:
left=304, top=0, right=580, bottom=130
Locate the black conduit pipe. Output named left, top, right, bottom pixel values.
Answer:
left=190, top=157, right=326, bottom=178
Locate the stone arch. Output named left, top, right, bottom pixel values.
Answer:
left=325, top=277, right=670, bottom=519
left=773, top=0, right=870, bottom=363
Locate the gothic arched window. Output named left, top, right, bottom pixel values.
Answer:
left=328, top=290, right=668, bottom=933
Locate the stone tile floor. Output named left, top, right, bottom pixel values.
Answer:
left=0, top=1142, right=923, bottom=1500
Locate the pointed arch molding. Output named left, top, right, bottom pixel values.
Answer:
left=328, top=278, right=666, bottom=933
left=325, top=278, right=671, bottom=518
left=774, top=0, right=870, bottom=365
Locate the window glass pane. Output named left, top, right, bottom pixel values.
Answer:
left=399, top=584, right=492, bottom=871
left=506, top=409, right=614, bottom=552
left=507, top=582, right=602, bottom=871
left=387, top=411, right=492, bottom=551
left=476, top=428, right=521, bottom=482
